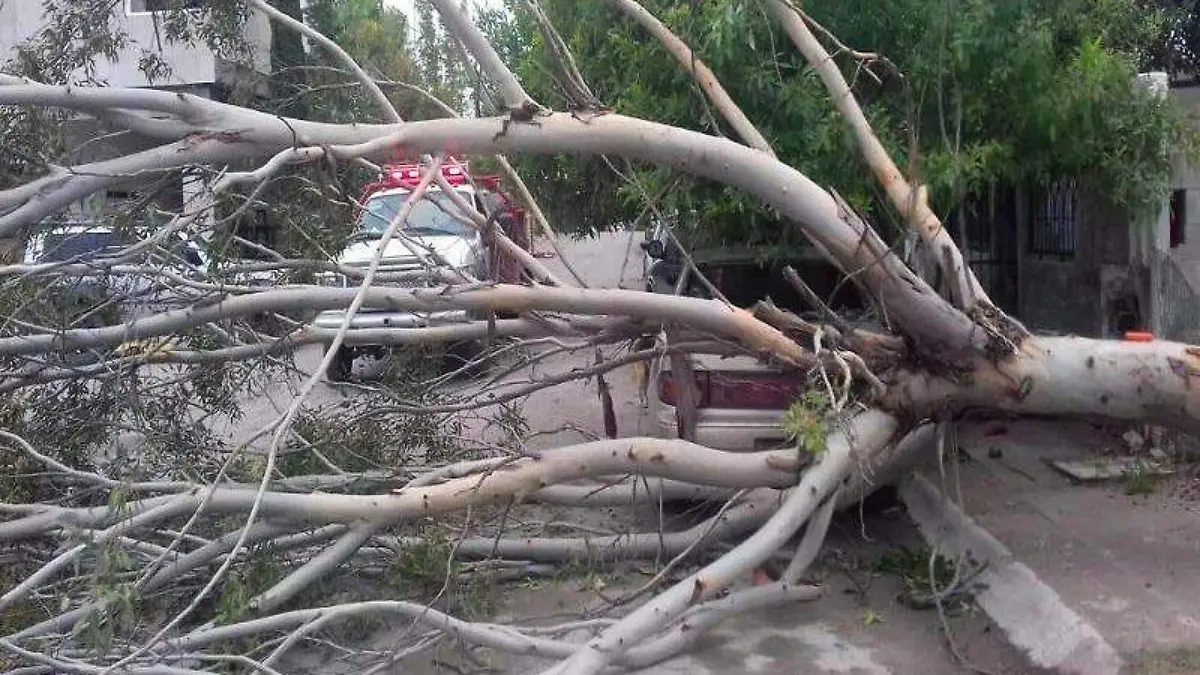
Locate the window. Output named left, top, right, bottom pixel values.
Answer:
left=126, top=0, right=203, bottom=14
left=38, top=231, right=131, bottom=263
left=357, top=190, right=477, bottom=238
left=1170, top=190, right=1186, bottom=249
left=687, top=258, right=865, bottom=314
left=1029, top=177, right=1079, bottom=258
left=105, top=188, right=140, bottom=206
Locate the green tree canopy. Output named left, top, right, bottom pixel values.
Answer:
left=492, top=0, right=1196, bottom=247
left=217, top=0, right=453, bottom=264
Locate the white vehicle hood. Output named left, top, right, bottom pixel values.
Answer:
left=339, top=234, right=479, bottom=269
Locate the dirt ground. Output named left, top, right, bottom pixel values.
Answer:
left=282, top=491, right=1040, bottom=674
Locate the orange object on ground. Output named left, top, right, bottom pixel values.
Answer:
left=1124, top=331, right=1154, bottom=342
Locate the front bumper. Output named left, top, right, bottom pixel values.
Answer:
left=311, top=309, right=471, bottom=330
left=651, top=403, right=791, bottom=452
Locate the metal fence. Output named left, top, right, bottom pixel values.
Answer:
left=1154, top=248, right=1200, bottom=343
left=1029, top=177, right=1079, bottom=258
left=951, top=185, right=1020, bottom=313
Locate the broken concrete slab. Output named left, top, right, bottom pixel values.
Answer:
left=902, top=472, right=1124, bottom=675
left=1050, top=456, right=1173, bottom=483
left=918, top=419, right=1200, bottom=671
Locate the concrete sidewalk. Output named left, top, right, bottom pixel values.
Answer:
left=906, top=419, right=1200, bottom=675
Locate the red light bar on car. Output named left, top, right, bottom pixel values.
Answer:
left=381, top=161, right=472, bottom=188
left=442, top=163, right=468, bottom=185
left=387, top=168, right=420, bottom=182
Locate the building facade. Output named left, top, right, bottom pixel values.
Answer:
left=0, top=1, right=273, bottom=224
left=950, top=73, right=1200, bottom=344
left=0, top=1, right=271, bottom=92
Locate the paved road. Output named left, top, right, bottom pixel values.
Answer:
left=213, top=229, right=650, bottom=452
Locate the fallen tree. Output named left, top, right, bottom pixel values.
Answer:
left=0, top=0, right=1194, bottom=673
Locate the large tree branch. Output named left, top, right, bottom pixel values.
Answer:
left=0, top=135, right=274, bottom=235
left=897, top=336, right=1200, bottom=434
left=601, top=0, right=775, bottom=155
left=247, top=0, right=401, bottom=124
left=0, top=86, right=1018, bottom=352
left=378, top=486, right=779, bottom=562
left=552, top=409, right=900, bottom=674
left=0, top=318, right=644, bottom=394
left=764, top=0, right=989, bottom=311
left=0, top=438, right=808, bottom=539
left=0, top=284, right=805, bottom=363
left=429, top=0, right=538, bottom=111
left=322, top=114, right=983, bottom=353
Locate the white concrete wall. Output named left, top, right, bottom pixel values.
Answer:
left=0, top=2, right=270, bottom=88
left=1167, top=86, right=1200, bottom=292
left=241, top=5, right=273, bottom=76
left=110, top=8, right=218, bottom=87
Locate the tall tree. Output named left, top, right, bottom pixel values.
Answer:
left=493, top=0, right=1193, bottom=243
left=412, top=0, right=473, bottom=114
left=1, top=2, right=1200, bottom=674
left=1148, top=0, right=1200, bottom=79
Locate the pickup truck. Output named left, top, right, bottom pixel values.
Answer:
left=639, top=224, right=868, bottom=451
left=311, top=160, right=531, bottom=381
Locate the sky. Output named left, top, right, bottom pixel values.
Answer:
left=381, top=0, right=419, bottom=35
left=381, top=0, right=503, bottom=39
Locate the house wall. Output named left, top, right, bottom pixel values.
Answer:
left=0, top=3, right=270, bottom=88
left=1159, top=85, right=1200, bottom=342
left=1167, top=87, right=1200, bottom=290
left=1153, top=186, right=1200, bottom=342
left=0, top=4, right=272, bottom=230
left=1157, top=251, right=1200, bottom=343
left=60, top=118, right=185, bottom=220
left=1015, top=188, right=1136, bottom=337
left=1012, top=75, right=1200, bottom=341
left=1017, top=260, right=1097, bottom=335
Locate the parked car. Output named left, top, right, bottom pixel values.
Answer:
left=310, top=160, right=532, bottom=381
left=23, top=222, right=208, bottom=328
left=639, top=226, right=866, bottom=451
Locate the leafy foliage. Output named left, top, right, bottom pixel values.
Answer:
left=1124, top=460, right=1159, bottom=494
left=782, top=389, right=832, bottom=455
left=1146, top=0, right=1200, bottom=79
left=381, top=532, right=499, bottom=619
left=492, top=0, right=1196, bottom=244
left=214, top=549, right=286, bottom=624
left=212, top=0, right=477, bottom=268
left=873, top=545, right=985, bottom=612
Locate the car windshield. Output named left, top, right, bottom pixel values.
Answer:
left=38, top=231, right=128, bottom=262
left=358, top=190, right=475, bottom=238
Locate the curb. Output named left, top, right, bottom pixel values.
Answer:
left=900, top=473, right=1124, bottom=675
